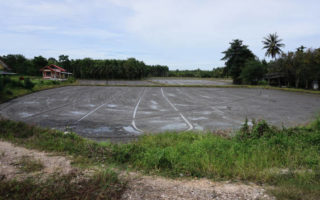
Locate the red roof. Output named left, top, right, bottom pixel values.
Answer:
left=40, top=64, right=66, bottom=72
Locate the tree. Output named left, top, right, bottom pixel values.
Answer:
left=240, top=60, right=266, bottom=85
left=296, top=45, right=306, bottom=53
left=48, top=57, right=58, bottom=65
left=262, top=33, right=285, bottom=59
left=221, top=39, right=255, bottom=84
left=31, top=56, right=48, bottom=75
left=58, top=55, right=71, bottom=72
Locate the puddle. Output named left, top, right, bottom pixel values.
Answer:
left=19, top=112, right=33, bottom=118
left=197, top=111, right=211, bottom=115
left=160, top=123, right=187, bottom=131
left=194, top=124, right=204, bottom=131
left=190, top=116, right=208, bottom=120
left=167, top=93, right=176, bottom=97
left=23, top=101, right=38, bottom=104
left=150, top=104, right=158, bottom=110
left=150, top=100, right=158, bottom=105
left=70, top=111, right=86, bottom=115
left=86, top=104, right=96, bottom=107
left=123, top=126, right=140, bottom=134
left=83, top=126, right=112, bottom=134
left=107, top=104, right=117, bottom=108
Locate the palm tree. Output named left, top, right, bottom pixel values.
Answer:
left=262, top=33, right=285, bottom=59
left=296, top=45, right=306, bottom=52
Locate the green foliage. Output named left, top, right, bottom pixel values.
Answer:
left=268, top=48, right=320, bottom=89
left=262, top=33, right=285, bottom=59
left=0, top=119, right=111, bottom=163
left=168, top=69, right=217, bottom=78
left=1, top=54, right=169, bottom=80
left=257, top=80, right=268, bottom=85
left=1, top=119, right=320, bottom=199
left=236, top=119, right=276, bottom=140
left=212, top=67, right=227, bottom=78
left=240, top=59, right=266, bottom=85
left=23, top=78, right=35, bottom=90
left=222, top=39, right=255, bottom=84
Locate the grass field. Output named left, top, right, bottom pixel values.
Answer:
left=0, top=76, right=76, bottom=103
left=0, top=118, right=320, bottom=199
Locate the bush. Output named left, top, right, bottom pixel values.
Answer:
left=5, top=89, right=13, bottom=95
left=237, top=119, right=276, bottom=140
left=240, top=60, right=266, bottom=85
left=24, top=78, right=35, bottom=89
left=67, top=77, right=75, bottom=83
left=258, top=80, right=268, bottom=85
left=51, top=80, right=60, bottom=85
left=8, top=79, right=24, bottom=88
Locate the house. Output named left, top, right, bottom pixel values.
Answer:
left=0, top=59, right=16, bottom=75
left=40, top=64, right=72, bottom=80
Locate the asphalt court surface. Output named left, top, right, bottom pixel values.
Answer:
left=1, top=86, right=320, bottom=141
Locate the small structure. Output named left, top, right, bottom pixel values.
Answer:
left=312, top=81, right=319, bottom=90
left=265, top=72, right=287, bottom=86
left=0, top=59, right=16, bottom=75
left=40, top=64, right=72, bottom=80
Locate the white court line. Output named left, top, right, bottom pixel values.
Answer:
left=161, top=88, right=193, bottom=131
left=131, top=89, right=145, bottom=133
left=77, top=103, right=106, bottom=122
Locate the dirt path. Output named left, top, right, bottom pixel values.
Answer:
left=0, top=141, right=74, bottom=181
left=0, top=140, right=274, bottom=199
left=122, top=173, right=274, bottom=200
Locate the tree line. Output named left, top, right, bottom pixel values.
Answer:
left=221, top=33, right=320, bottom=88
left=168, top=69, right=213, bottom=78
left=0, top=55, right=169, bottom=80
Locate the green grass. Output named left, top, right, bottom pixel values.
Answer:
left=0, top=169, right=126, bottom=200
left=0, top=76, right=76, bottom=103
left=0, top=118, right=320, bottom=199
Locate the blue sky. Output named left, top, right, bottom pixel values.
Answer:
left=1, top=0, right=320, bottom=70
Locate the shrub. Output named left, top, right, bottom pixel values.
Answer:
left=258, top=80, right=268, bottom=85
left=67, top=77, right=75, bottom=83
left=5, top=89, right=13, bottom=95
left=237, top=119, right=276, bottom=140
left=24, top=78, right=35, bottom=89
left=240, top=60, right=266, bottom=85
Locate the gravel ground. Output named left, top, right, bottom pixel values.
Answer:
left=0, top=141, right=74, bottom=181
left=122, top=173, right=274, bottom=200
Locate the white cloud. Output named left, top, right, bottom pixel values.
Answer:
left=0, top=0, right=320, bottom=69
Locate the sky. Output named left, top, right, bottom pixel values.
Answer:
left=0, top=0, right=320, bottom=70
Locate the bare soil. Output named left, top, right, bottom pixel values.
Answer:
left=0, top=140, right=75, bottom=181
left=122, top=173, right=274, bottom=200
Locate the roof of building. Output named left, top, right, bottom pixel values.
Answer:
left=40, top=64, right=66, bottom=72
left=0, top=59, right=11, bottom=71
left=0, top=71, right=16, bottom=75
left=0, top=59, right=16, bottom=75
